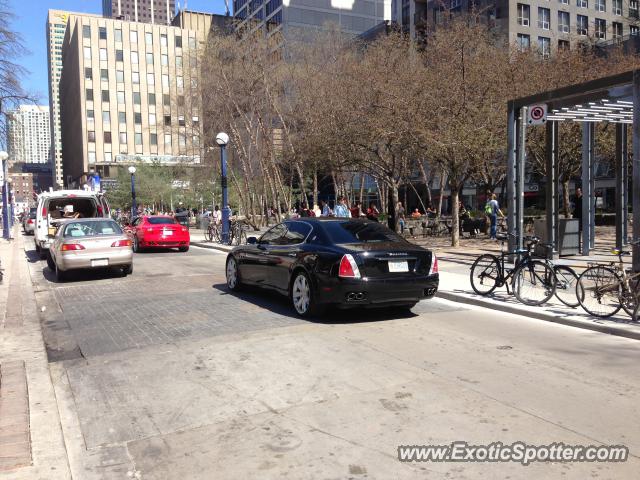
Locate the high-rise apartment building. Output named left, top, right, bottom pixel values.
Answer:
left=59, top=13, right=209, bottom=186
left=6, top=106, right=52, bottom=168
left=233, top=0, right=392, bottom=38
left=103, top=0, right=176, bottom=25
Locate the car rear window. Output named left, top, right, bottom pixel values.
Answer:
left=323, top=221, right=405, bottom=244
left=147, top=217, right=177, bottom=225
left=63, top=221, right=122, bottom=237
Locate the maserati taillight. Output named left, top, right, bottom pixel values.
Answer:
left=429, top=254, right=438, bottom=275
left=338, top=254, right=361, bottom=279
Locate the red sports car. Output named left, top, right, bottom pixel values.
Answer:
left=127, top=216, right=190, bottom=252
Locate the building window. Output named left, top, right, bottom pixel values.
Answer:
left=101, top=90, right=109, bottom=102
left=84, top=47, right=91, bottom=60
left=99, top=27, right=107, bottom=40
left=577, top=0, right=587, bottom=7
left=538, top=7, right=550, bottom=29
left=131, top=51, right=139, bottom=64
left=177, top=76, right=183, bottom=89
left=176, top=56, right=183, bottom=68
left=118, top=112, right=126, bottom=124
left=537, top=36, right=550, bottom=57
left=86, top=109, right=94, bottom=120
left=632, top=25, right=640, bottom=35
left=577, top=14, right=588, bottom=35
left=177, top=96, right=184, bottom=107
left=133, top=92, right=141, bottom=105
left=612, top=0, right=622, bottom=14
left=149, top=113, right=156, bottom=125
left=147, top=73, right=155, bottom=85
left=178, top=115, right=185, bottom=126
left=102, top=111, right=110, bottom=124
left=150, top=133, right=158, bottom=145
left=86, top=88, right=94, bottom=101
left=163, top=94, right=170, bottom=106
left=558, top=11, right=570, bottom=33
left=82, top=25, right=91, bottom=39
left=119, top=132, right=127, bottom=143
left=175, top=35, right=182, bottom=48
left=162, top=75, right=169, bottom=89
left=88, top=131, right=95, bottom=142
left=148, top=93, right=156, bottom=105
left=117, top=91, right=125, bottom=104
left=130, top=31, right=138, bottom=43
left=132, top=72, right=140, bottom=84
left=179, top=133, right=186, bottom=147
left=164, top=115, right=171, bottom=126
left=115, top=28, right=122, bottom=42
left=612, top=21, right=623, bottom=37
left=164, top=134, right=171, bottom=147
left=161, top=54, right=168, bottom=66
left=146, top=53, right=153, bottom=65
left=134, top=112, right=142, bottom=124
left=100, top=48, right=107, bottom=61
left=189, top=36, right=196, bottom=49
left=631, top=0, right=639, bottom=18
left=104, top=152, right=112, bottom=163
left=104, top=131, right=112, bottom=143
left=84, top=67, right=92, bottom=79
left=100, top=69, right=108, bottom=81
left=116, top=70, right=124, bottom=83
left=135, top=133, right=142, bottom=145
left=160, top=34, right=167, bottom=46
left=145, top=32, right=153, bottom=45
left=88, top=152, right=96, bottom=164
left=517, top=4, right=530, bottom=26
left=595, top=18, right=606, bottom=38
left=116, top=50, right=123, bottom=62
left=517, top=33, right=530, bottom=51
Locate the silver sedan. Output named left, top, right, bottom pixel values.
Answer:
left=48, top=218, right=133, bottom=281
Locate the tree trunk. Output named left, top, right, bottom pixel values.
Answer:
left=359, top=173, right=365, bottom=206
left=312, top=169, right=318, bottom=208
left=562, top=179, right=571, bottom=218
left=391, top=183, right=400, bottom=232
left=418, top=161, right=432, bottom=207
left=437, top=170, right=447, bottom=218
left=450, top=187, right=460, bottom=247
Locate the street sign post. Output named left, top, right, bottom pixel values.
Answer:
left=527, top=104, right=548, bottom=125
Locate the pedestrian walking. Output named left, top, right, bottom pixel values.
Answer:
left=334, top=196, right=352, bottom=218
left=485, top=193, right=504, bottom=240
left=212, top=206, right=221, bottom=225
left=320, top=200, right=333, bottom=217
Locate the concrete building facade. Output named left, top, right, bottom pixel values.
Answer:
left=59, top=13, right=208, bottom=186
left=103, top=0, right=176, bottom=24
left=233, top=0, right=392, bottom=38
left=6, top=106, right=52, bottom=168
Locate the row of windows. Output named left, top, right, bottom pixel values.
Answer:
left=82, top=25, right=196, bottom=49
left=85, top=88, right=195, bottom=110
left=518, top=5, right=625, bottom=37
left=87, top=131, right=199, bottom=146
left=82, top=46, right=195, bottom=68
left=84, top=68, right=191, bottom=90
left=87, top=109, right=199, bottom=127
left=548, top=0, right=630, bottom=10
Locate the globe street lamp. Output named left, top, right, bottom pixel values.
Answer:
left=0, top=151, right=10, bottom=240
left=128, top=166, right=137, bottom=220
left=216, top=132, right=231, bottom=244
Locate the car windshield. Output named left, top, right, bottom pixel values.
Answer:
left=323, top=221, right=405, bottom=244
left=147, top=217, right=177, bottom=225
left=63, top=221, right=122, bottom=237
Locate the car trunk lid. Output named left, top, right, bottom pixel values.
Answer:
left=341, top=242, right=433, bottom=278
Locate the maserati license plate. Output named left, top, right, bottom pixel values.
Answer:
left=91, top=259, right=109, bottom=267
left=388, top=260, right=409, bottom=273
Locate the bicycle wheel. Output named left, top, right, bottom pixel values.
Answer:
left=234, top=228, right=247, bottom=246
left=204, top=226, right=213, bottom=242
left=633, top=302, right=640, bottom=323
left=212, top=224, right=221, bottom=243
left=512, top=260, right=556, bottom=306
left=576, top=266, right=622, bottom=318
left=553, top=265, right=579, bottom=308
left=620, top=275, right=640, bottom=317
left=470, top=254, right=500, bottom=295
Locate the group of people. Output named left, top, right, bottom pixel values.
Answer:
left=288, top=196, right=381, bottom=221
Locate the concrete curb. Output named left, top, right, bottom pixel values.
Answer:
left=190, top=241, right=232, bottom=253
left=436, top=290, right=640, bottom=341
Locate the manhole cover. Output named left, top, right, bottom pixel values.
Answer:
left=496, top=345, right=513, bottom=350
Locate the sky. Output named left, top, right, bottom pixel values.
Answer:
left=10, top=0, right=227, bottom=105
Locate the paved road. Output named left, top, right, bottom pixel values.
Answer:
left=24, top=238, right=640, bottom=479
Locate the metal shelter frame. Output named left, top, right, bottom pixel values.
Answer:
left=507, top=70, right=640, bottom=272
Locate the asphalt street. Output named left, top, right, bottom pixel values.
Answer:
left=24, top=239, right=640, bottom=479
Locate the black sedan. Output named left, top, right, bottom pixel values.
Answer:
left=225, top=218, right=439, bottom=317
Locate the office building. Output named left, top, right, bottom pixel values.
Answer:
left=8, top=173, right=34, bottom=212
left=59, top=13, right=210, bottom=186
left=233, top=0, right=392, bottom=39
left=103, top=0, right=176, bottom=24
left=6, top=106, right=52, bottom=167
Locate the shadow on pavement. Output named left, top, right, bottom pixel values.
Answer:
left=212, top=283, right=417, bottom=324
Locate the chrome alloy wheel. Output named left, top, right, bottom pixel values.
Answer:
left=292, top=273, right=310, bottom=315
left=226, top=257, right=238, bottom=289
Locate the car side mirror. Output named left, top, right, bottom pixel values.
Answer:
left=247, top=236, right=257, bottom=244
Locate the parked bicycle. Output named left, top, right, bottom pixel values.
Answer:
left=470, top=234, right=579, bottom=307
left=575, top=240, right=640, bottom=318
left=204, top=221, right=221, bottom=243
left=228, top=219, right=248, bottom=246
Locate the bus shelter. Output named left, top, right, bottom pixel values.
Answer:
left=507, top=70, right=640, bottom=271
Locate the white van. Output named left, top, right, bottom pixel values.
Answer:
left=34, top=190, right=111, bottom=257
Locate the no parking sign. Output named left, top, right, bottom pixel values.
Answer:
left=527, top=104, right=547, bottom=125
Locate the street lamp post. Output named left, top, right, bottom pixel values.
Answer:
left=129, top=166, right=137, bottom=220
left=0, top=151, right=10, bottom=240
left=216, top=132, right=231, bottom=244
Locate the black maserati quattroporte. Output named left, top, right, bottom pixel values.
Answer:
left=225, top=218, right=439, bottom=317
